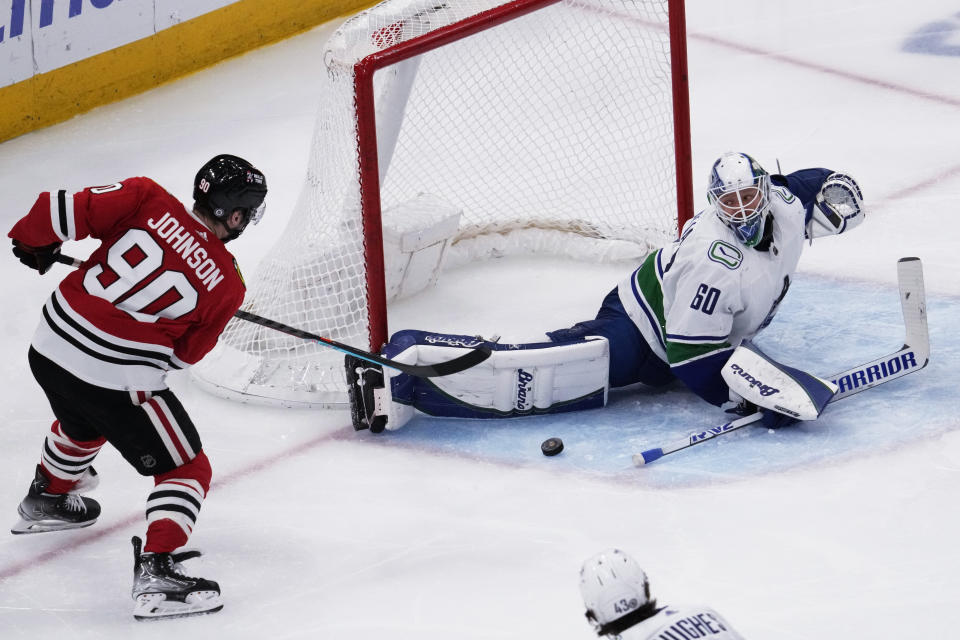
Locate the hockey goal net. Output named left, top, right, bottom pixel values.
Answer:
left=192, top=0, right=693, bottom=407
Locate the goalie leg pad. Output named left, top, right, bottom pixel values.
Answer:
left=413, top=333, right=609, bottom=420
left=350, top=330, right=610, bottom=430
left=722, top=341, right=838, bottom=420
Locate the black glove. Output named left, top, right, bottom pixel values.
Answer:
left=11, top=239, right=62, bottom=275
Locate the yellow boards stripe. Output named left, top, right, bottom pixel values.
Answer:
left=0, top=0, right=375, bottom=143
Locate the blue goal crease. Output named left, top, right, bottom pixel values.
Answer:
left=375, top=275, right=960, bottom=487
left=902, top=16, right=960, bottom=56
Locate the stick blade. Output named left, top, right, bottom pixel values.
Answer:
left=897, top=257, right=930, bottom=365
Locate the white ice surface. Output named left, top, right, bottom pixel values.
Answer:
left=1, top=1, right=960, bottom=638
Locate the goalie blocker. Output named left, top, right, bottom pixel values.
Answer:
left=722, top=341, right=838, bottom=422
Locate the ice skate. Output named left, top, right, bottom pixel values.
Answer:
left=11, top=465, right=100, bottom=535
left=131, top=536, right=223, bottom=621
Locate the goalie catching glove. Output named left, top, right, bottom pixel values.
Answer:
left=807, top=172, right=864, bottom=239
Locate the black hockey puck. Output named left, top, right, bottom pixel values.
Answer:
left=541, top=437, right=564, bottom=457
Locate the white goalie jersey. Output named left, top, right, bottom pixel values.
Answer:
left=617, top=182, right=807, bottom=405
left=353, top=167, right=859, bottom=429
left=609, top=604, right=746, bottom=640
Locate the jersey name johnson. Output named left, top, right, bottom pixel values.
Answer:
left=146, top=211, right=225, bottom=292
left=11, top=177, right=246, bottom=391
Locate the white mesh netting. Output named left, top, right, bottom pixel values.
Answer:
left=192, top=0, right=683, bottom=407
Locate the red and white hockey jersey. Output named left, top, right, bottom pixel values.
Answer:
left=8, top=177, right=246, bottom=391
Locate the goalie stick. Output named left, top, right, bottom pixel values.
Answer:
left=633, top=257, right=929, bottom=466
left=55, top=253, right=492, bottom=378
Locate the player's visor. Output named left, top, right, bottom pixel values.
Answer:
left=248, top=201, right=266, bottom=226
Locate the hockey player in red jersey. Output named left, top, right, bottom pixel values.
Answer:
left=7, top=154, right=267, bottom=620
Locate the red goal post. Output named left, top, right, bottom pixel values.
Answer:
left=192, top=0, right=693, bottom=407
left=357, top=0, right=694, bottom=351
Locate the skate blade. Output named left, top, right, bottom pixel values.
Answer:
left=10, top=517, right=97, bottom=535
left=133, top=592, right=223, bottom=621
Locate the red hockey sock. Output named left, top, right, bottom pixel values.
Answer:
left=144, top=519, right=189, bottom=553
left=143, top=451, right=211, bottom=554
left=40, top=421, right=106, bottom=494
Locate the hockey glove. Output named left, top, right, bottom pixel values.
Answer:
left=12, top=239, right=62, bottom=275
left=808, top=173, right=864, bottom=239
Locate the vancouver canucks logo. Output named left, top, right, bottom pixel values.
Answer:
left=708, top=240, right=743, bottom=269
left=772, top=185, right=795, bottom=204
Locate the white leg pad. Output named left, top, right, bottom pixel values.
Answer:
left=380, top=346, right=417, bottom=430
left=383, top=335, right=610, bottom=428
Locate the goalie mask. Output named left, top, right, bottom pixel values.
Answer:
left=193, top=154, right=267, bottom=241
left=579, top=549, right=654, bottom=633
left=707, top=152, right=770, bottom=247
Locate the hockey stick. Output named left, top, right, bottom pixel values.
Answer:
left=230, top=310, right=492, bottom=377
left=633, top=257, right=929, bottom=466
left=55, top=253, right=492, bottom=378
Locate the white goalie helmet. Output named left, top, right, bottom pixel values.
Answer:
left=707, top=152, right=771, bottom=247
left=579, top=549, right=652, bottom=629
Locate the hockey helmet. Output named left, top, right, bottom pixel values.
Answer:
left=707, top=152, right=770, bottom=247
left=579, top=549, right=652, bottom=629
left=193, top=154, right=267, bottom=239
